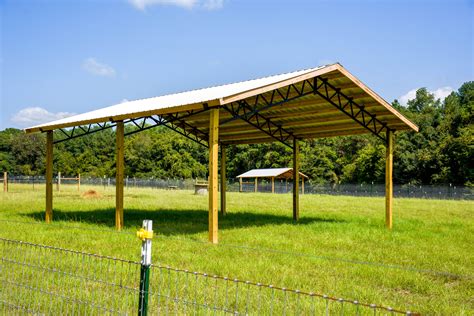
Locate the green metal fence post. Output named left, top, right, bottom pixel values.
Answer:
left=137, top=220, right=153, bottom=316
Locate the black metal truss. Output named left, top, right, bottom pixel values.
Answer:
left=54, top=76, right=391, bottom=147
left=220, top=75, right=391, bottom=145
left=222, top=100, right=295, bottom=148
left=54, top=122, right=116, bottom=144
left=54, top=109, right=210, bottom=147
left=152, top=111, right=209, bottom=148
left=220, top=80, right=322, bottom=148
left=313, top=77, right=391, bottom=143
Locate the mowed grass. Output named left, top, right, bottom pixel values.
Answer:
left=0, top=184, right=472, bottom=314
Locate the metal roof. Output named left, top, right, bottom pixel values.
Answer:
left=237, top=168, right=308, bottom=179
left=25, top=63, right=418, bottom=144
left=25, top=66, right=327, bottom=132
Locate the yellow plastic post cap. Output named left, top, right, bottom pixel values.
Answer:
left=137, top=228, right=154, bottom=241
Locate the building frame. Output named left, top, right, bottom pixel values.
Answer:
left=25, top=63, right=418, bottom=243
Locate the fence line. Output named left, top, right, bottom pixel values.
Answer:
left=0, top=237, right=418, bottom=315
left=1, top=218, right=470, bottom=281
left=4, top=174, right=473, bottom=200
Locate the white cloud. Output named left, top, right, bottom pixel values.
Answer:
left=128, top=0, right=223, bottom=10
left=202, top=0, right=224, bottom=10
left=82, top=58, right=116, bottom=77
left=398, top=86, right=455, bottom=106
left=399, top=88, right=418, bottom=106
left=431, top=86, right=454, bottom=101
left=11, top=107, right=77, bottom=128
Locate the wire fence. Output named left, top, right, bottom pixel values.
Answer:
left=5, top=174, right=473, bottom=200
left=0, top=237, right=418, bottom=315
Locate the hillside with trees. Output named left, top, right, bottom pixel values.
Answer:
left=1, top=82, right=472, bottom=185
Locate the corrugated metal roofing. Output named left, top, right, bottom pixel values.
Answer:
left=237, top=168, right=308, bottom=179
left=25, top=63, right=418, bottom=142
left=25, top=65, right=326, bottom=132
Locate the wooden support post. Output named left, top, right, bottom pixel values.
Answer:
left=208, top=108, right=219, bottom=244
left=220, top=145, right=227, bottom=216
left=57, top=171, right=61, bottom=192
left=239, top=177, right=242, bottom=192
left=254, top=178, right=258, bottom=192
left=45, top=131, right=53, bottom=223
left=78, top=174, right=81, bottom=192
left=271, top=177, right=275, bottom=193
left=3, top=172, right=7, bottom=193
left=293, top=138, right=300, bottom=221
left=116, top=121, right=125, bottom=230
left=302, top=177, right=305, bottom=195
left=385, top=130, right=394, bottom=229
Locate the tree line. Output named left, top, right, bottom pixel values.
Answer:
left=1, top=82, right=472, bottom=185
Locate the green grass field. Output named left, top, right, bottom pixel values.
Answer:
left=0, top=184, right=472, bottom=314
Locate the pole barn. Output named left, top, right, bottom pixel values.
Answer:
left=25, top=63, right=418, bottom=243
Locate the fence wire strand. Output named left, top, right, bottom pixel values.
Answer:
left=5, top=175, right=473, bottom=200
left=0, top=237, right=418, bottom=315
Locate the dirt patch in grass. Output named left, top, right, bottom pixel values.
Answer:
left=81, top=190, right=102, bottom=199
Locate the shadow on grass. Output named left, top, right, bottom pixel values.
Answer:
left=25, top=208, right=345, bottom=235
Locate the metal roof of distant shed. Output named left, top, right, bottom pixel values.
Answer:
left=25, top=63, right=418, bottom=144
left=237, top=168, right=308, bottom=179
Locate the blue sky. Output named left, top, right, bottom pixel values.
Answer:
left=0, top=0, right=472, bottom=130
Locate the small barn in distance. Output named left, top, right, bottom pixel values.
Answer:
left=237, top=168, right=308, bottom=194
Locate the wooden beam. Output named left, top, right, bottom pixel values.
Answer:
left=208, top=108, right=219, bottom=244
left=220, top=145, right=226, bottom=216
left=116, top=121, right=125, bottom=230
left=302, top=177, right=305, bottom=195
left=293, top=138, right=300, bottom=221
left=3, top=172, right=7, bottom=193
left=254, top=178, right=258, bottom=192
left=271, top=177, right=275, bottom=193
left=239, top=177, right=242, bottom=192
left=45, top=131, right=53, bottom=223
left=78, top=173, right=81, bottom=192
left=385, top=130, right=394, bottom=229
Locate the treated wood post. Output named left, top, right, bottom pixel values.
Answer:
left=208, top=108, right=219, bottom=244
left=293, top=138, right=300, bottom=221
left=239, top=177, right=242, bottom=192
left=57, top=171, right=61, bottom=192
left=45, top=131, right=53, bottom=223
left=3, top=172, right=7, bottom=192
left=302, top=177, right=305, bottom=195
left=271, top=177, right=275, bottom=193
left=116, top=121, right=125, bottom=230
left=385, top=130, right=394, bottom=229
left=78, top=173, right=81, bottom=192
left=254, top=178, right=258, bottom=192
left=220, top=145, right=226, bottom=216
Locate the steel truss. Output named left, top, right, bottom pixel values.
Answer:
left=55, top=122, right=116, bottom=144
left=220, top=75, right=390, bottom=147
left=54, top=109, right=210, bottom=147
left=54, top=76, right=390, bottom=147
left=221, top=81, right=320, bottom=148
left=313, top=77, right=391, bottom=143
